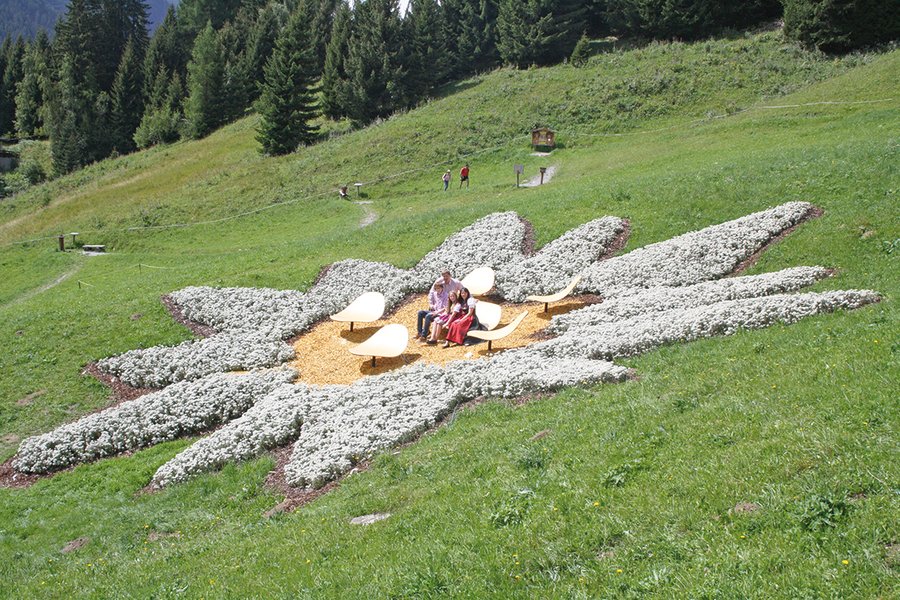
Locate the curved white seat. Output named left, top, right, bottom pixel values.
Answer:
left=474, top=301, right=502, bottom=331
left=461, top=266, right=495, bottom=296
left=349, top=324, right=409, bottom=366
left=466, top=311, right=529, bottom=351
left=330, top=292, right=386, bottom=330
left=525, top=275, right=583, bottom=312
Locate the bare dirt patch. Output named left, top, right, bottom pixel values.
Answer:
left=732, top=501, right=761, bottom=515
left=16, top=389, right=46, bottom=406
left=2, top=434, right=20, bottom=445
left=61, top=537, right=89, bottom=553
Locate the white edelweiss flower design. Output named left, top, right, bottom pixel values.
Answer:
left=13, top=203, right=880, bottom=491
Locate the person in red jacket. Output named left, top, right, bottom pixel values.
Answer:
left=459, top=163, right=469, bottom=189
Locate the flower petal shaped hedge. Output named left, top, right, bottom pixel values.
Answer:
left=13, top=203, right=880, bottom=491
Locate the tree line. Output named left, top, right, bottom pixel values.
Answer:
left=0, top=0, right=895, bottom=175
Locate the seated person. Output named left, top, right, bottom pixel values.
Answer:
left=416, top=280, right=447, bottom=340
left=339, top=186, right=349, bottom=200
left=443, top=287, right=477, bottom=347
left=426, top=291, right=459, bottom=345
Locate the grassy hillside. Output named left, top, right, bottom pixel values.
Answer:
left=0, top=30, right=897, bottom=597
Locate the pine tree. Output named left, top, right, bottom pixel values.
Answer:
left=0, top=36, right=25, bottom=136
left=47, top=56, right=91, bottom=174
left=569, top=32, right=591, bottom=66
left=15, top=30, right=52, bottom=137
left=321, top=0, right=351, bottom=119
left=441, top=0, right=499, bottom=77
left=241, top=2, right=284, bottom=103
left=144, top=6, right=187, bottom=96
left=177, top=0, right=245, bottom=39
left=256, top=5, right=320, bottom=155
left=404, top=0, right=449, bottom=100
left=183, top=21, right=226, bottom=138
left=134, top=70, right=183, bottom=148
left=496, top=0, right=585, bottom=68
left=95, top=0, right=149, bottom=92
left=110, top=36, right=145, bottom=153
left=344, top=0, right=408, bottom=126
left=784, top=0, right=897, bottom=52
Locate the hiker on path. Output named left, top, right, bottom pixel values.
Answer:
left=442, top=170, right=451, bottom=191
left=459, top=164, right=469, bottom=189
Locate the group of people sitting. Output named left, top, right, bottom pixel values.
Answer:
left=415, top=271, right=479, bottom=348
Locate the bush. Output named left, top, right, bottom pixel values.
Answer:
left=134, top=108, right=182, bottom=149
left=0, top=175, right=7, bottom=199
left=783, top=0, right=900, bottom=53
left=19, top=159, right=46, bottom=185
left=570, top=33, right=592, bottom=66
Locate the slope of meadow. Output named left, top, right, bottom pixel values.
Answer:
left=0, top=30, right=897, bottom=598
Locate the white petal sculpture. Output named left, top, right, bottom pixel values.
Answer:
left=475, top=301, right=502, bottom=331
left=349, top=324, right=409, bottom=367
left=461, top=266, right=495, bottom=296
left=466, top=311, right=530, bottom=351
left=526, top=274, right=583, bottom=312
left=330, top=291, right=386, bottom=331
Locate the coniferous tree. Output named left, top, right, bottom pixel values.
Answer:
left=605, top=0, right=781, bottom=40
left=441, top=0, right=498, bottom=77
left=177, top=0, right=245, bottom=39
left=256, top=4, right=320, bottom=155
left=15, top=30, right=52, bottom=137
left=569, top=31, right=591, bottom=66
left=110, top=36, right=145, bottom=153
left=783, top=0, right=898, bottom=52
left=134, top=70, right=183, bottom=148
left=404, top=0, right=450, bottom=100
left=496, top=0, right=584, bottom=68
left=344, top=0, right=408, bottom=125
left=47, top=56, right=91, bottom=174
left=95, top=0, right=149, bottom=92
left=0, top=36, right=25, bottom=136
left=184, top=21, right=226, bottom=138
left=144, top=5, right=187, bottom=95
left=321, top=0, right=351, bottom=119
left=241, top=1, right=285, bottom=102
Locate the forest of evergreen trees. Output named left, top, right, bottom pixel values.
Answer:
left=0, top=0, right=895, bottom=175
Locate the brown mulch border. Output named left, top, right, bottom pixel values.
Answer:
left=731, top=205, right=824, bottom=275
left=161, top=294, right=217, bottom=338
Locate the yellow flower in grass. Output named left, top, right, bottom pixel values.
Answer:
left=842, top=559, right=849, bottom=565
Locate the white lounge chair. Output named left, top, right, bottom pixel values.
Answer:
left=330, top=291, right=386, bottom=331
left=474, top=301, right=502, bottom=331
left=525, top=275, right=583, bottom=313
left=466, top=311, right=529, bottom=351
left=461, top=266, right=495, bottom=296
left=349, top=324, right=409, bottom=367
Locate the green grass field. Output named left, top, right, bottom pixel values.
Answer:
left=0, top=30, right=897, bottom=597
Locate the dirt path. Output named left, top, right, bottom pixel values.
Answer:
left=522, top=165, right=557, bottom=187
left=355, top=201, right=377, bottom=228
left=4, top=263, right=81, bottom=309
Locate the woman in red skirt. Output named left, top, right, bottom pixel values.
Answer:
left=444, top=287, right=477, bottom=347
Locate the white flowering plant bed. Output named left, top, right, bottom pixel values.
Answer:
left=13, top=203, right=880, bottom=490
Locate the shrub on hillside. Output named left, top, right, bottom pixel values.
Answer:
left=783, top=0, right=900, bottom=53
left=134, top=107, right=182, bottom=149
